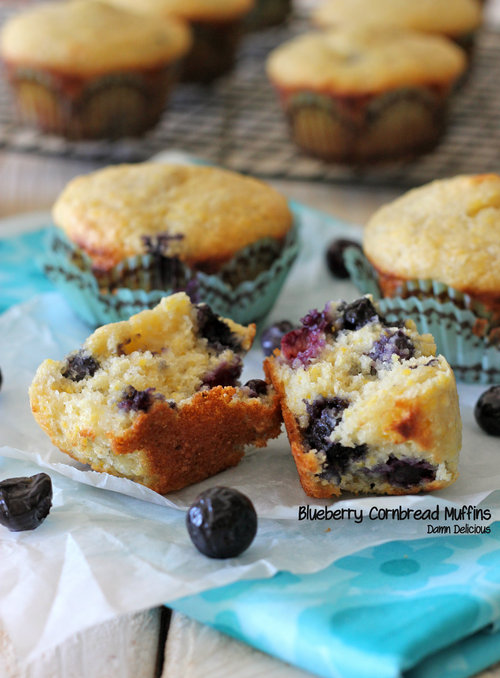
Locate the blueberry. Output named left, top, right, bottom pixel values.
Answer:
left=196, top=304, right=241, bottom=352
left=0, top=367, right=2, bottom=392
left=369, top=330, right=415, bottom=364
left=326, top=239, right=362, bottom=279
left=374, top=456, right=436, bottom=488
left=244, top=379, right=268, bottom=397
left=201, top=359, right=242, bottom=388
left=342, top=297, right=380, bottom=330
left=304, top=396, right=349, bottom=451
left=260, top=321, right=295, bottom=356
left=0, top=473, right=52, bottom=532
left=186, top=487, right=257, bottom=559
left=117, top=386, right=164, bottom=413
left=281, top=327, right=325, bottom=365
left=61, top=350, right=100, bottom=382
left=474, top=386, right=500, bottom=436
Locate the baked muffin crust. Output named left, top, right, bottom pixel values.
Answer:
left=313, top=0, right=482, bottom=39
left=266, top=27, right=466, bottom=94
left=53, top=163, right=293, bottom=272
left=0, top=0, right=191, bottom=76
left=363, top=174, right=500, bottom=297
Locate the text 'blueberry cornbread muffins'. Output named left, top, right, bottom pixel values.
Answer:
left=264, top=296, right=461, bottom=498
left=266, top=26, right=466, bottom=163
left=46, top=162, right=297, bottom=325
left=29, top=293, right=282, bottom=494
left=103, top=0, right=254, bottom=81
left=0, top=0, right=191, bottom=139
left=313, top=0, right=482, bottom=54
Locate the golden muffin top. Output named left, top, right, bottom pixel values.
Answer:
left=0, top=0, right=192, bottom=75
left=363, top=174, right=500, bottom=296
left=53, top=163, right=293, bottom=272
left=103, top=0, right=254, bottom=22
left=313, top=0, right=482, bottom=39
left=266, top=27, right=466, bottom=94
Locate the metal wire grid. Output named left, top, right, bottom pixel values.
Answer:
left=0, top=11, right=498, bottom=187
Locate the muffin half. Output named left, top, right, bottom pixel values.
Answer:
left=29, top=293, right=282, bottom=494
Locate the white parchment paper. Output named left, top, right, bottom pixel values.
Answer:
left=0, top=210, right=499, bottom=664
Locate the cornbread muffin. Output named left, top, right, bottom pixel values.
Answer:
left=104, top=0, right=254, bottom=81
left=313, top=0, right=482, bottom=53
left=266, top=26, right=466, bottom=162
left=0, top=0, right=191, bottom=139
left=29, top=293, right=282, bottom=494
left=364, top=174, right=500, bottom=323
left=264, top=296, right=461, bottom=498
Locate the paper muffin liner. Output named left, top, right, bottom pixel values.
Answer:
left=344, top=247, right=500, bottom=384
left=4, top=63, right=179, bottom=139
left=41, top=220, right=299, bottom=327
left=272, top=86, right=448, bottom=162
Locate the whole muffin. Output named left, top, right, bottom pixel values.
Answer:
left=104, top=0, right=254, bottom=82
left=266, top=26, right=466, bottom=162
left=350, top=174, right=500, bottom=382
left=46, top=162, right=297, bottom=325
left=313, top=0, right=482, bottom=54
left=0, top=0, right=191, bottom=139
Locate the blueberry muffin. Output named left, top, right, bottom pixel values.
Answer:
left=104, top=0, right=254, bottom=81
left=266, top=26, right=466, bottom=162
left=29, top=293, right=282, bottom=494
left=313, top=0, right=482, bottom=54
left=47, top=162, right=296, bottom=326
left=363, top=174, right=500, bottom=325
left=264, top=296, right=461, bottom=498
left=0, top=0, right=191, bottom=139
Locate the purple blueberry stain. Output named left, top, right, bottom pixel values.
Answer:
left=61, top=350, right=100, bottom=382
left=117, top=386, right=165, bottom=413
left=201, top=358, right=243, bottom=388
left=243, top=379, right=268, bottom=397
left=369, top=330, right=415, bottom=364
left=196, top=304, right=241, bottom=352
left=342, top=297, right=381, bottom=331
left=281, top=327, right=326, bottom=366
left=373, top=455, right=436, bottom=488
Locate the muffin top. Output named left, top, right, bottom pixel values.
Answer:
left=53, top=163, right=293, bottom=272
left=313, top=0, right=482, bottom=39
left=363, top=174, right=500, bottom=295
left=266, top=27, right=466, bottom=94
left=103, top=0, right=254, bottom=22
left=0, top=0, right=192, bottom=75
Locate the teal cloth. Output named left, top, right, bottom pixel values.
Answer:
left=2, top=226, right=500, bottom=678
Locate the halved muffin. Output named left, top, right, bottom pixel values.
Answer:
left=264, top=296, right=461, bottom=498
left=29, top=293, right=282, bottom=494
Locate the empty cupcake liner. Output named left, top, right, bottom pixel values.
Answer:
left=344, top=247, right=500, bottom=384
left=41, top=219, right=299, bottom=328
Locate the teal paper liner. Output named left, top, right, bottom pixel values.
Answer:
left=345, top=247, right=500, bottom=384
left=41, top=219, right=299, bottom=327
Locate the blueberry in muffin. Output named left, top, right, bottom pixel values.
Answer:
left=264, top=296, right=462, bottom=498
left=29, top=293, right=282, bottom=494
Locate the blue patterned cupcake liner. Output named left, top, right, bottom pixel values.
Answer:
left=345, top=247, right=500, bottom=384
left=41, top=219, right=299, bottom=327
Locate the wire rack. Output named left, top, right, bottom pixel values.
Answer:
left=0, top=10, right=499, bottom=187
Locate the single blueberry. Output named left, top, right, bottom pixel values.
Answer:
left=61, top=350, right=100, bottom=382
left=118, top=386, right=164, bottom=413
left=326, top=239, right=362, bottom=279
left=342, top=297, right=380, bottom=330
left=196, top=304, right=241, bottom=352
left=186, top=487, right=258, bottom=559
left=201, top=359, right=242, bottom=388
left=374, top=455, right=436, bottom=488
left=0, top=473, right=52, bottom=532
left=474, top=386, right=500, bottom=436
left=369, top=330, right=415, bottom=364
left=244, top=379, right=268, bottom=397
left=260, top=321, right=295, bottom=356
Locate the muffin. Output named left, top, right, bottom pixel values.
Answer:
left=312, top=0, right=483, bottom=54
left=0, top=0, right=191, bottom=139
left=264, top=296, right=461, bottom=498
left=347, top=174, right=500, bottom=383
left=266, top=26, right=466, bottom=163
left=29, top=292, right=282, bottom=494
left=45, top=162, right=297, bottom=325
left=104, top=0, right=254, bottom=82
left=245, top=0, right=292, bottom=31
